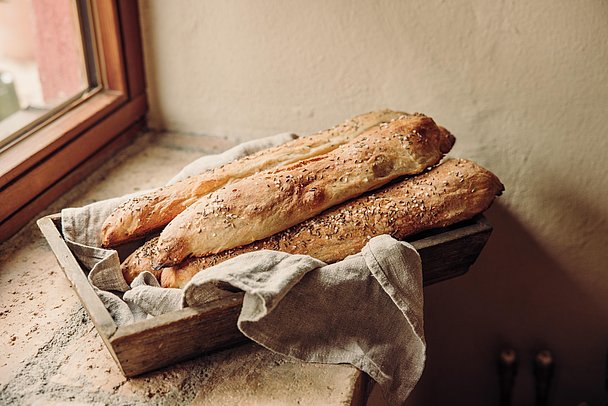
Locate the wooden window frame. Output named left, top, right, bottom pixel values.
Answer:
left=0, top=0, right=147, bottom=242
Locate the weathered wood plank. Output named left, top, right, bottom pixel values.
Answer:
left=111, top=294, right=246, bottom=376
left=412, top=215, right=492, bottom=284
left=38, top=216, right=117, bottom=337
left=1, top=120, right=142, bottom=242
left=36, top=215, right=125, bottom=371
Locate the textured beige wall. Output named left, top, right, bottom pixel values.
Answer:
left=140, top=1, right=608, bottom=404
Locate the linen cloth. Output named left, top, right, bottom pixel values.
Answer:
left=61, top=132, right=297, bottom=324
left=59, top=131, right=426, bottom=405
left=184, top=236, right=425, bottom=404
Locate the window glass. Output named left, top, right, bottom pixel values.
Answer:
left=0, top=0, right=91, bottom=146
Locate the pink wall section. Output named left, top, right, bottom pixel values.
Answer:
left=31, top=0, right=86, bottom=104
left=0, top=0, right=36, bottom=61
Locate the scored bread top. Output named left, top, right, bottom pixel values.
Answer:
left=101, top=109, right=408, bottom=247
left=153, top=114, right=455, bottom=267
left=151, top=158, right=503, bottom=288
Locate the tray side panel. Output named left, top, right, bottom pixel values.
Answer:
left=37, top=216, right=117, bottom=337
left=110, top=295, right=246, bottom=377
left=413, top=217, right=493, bottom=285
left=37, top=215, right=125, bottom=372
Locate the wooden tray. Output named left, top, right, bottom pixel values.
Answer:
left=38, top=213, right=492, bottom=377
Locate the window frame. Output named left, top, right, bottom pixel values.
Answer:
left=0, top=0, right=147, bottom=241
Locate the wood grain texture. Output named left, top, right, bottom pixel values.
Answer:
left=0, top=119, right=143, bottom=242
left=93, top=0, right=127, bottom=93
left=117, top=0, right=146, bottom=98
left=0, top=95, right=146, bottom=225
left=110, top=294, right=246, bottom=376
left=0, top=92, right=123, bottom=189
left=413, top=215, right=492, bottom=283
left=114, top=216, right=492, bottom=377
left=39, top=211, right=492, bottom=377
left=350, top=372, right=373, bottom=406
left=37, top=215, right=118, bottom=338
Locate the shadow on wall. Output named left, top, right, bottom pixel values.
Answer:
left=409, top=202, right=607, bottom=406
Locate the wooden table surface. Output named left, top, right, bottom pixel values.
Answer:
left=0, top=131, right=379, bottom=405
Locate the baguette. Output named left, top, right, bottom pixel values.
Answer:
left=122, top=237, right=162, bottom=284
left=101, top=110, right=408, bottom=247
left=153, top=114, right=455, bottom=267
left=120, top=159, right=503, bottom=288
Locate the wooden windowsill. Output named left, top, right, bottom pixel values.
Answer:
left=0, top=91, right=124, bottom=189
left=0, top=109, right=48, bottom=142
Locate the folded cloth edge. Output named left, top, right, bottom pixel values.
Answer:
left=58, top=131, right=300, bottom=324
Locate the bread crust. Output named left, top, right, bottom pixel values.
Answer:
left=118, top=159, right=503, bottom=288
left=153, top=114, right=455, bottom=267
left=162, top=159, right=503, bottom=288
left=101, top=110, right=408, bottom=247
left=121, top=237, right=161, bottom=284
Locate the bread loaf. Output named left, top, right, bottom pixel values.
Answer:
left=122, top=237, right=162, bottom=284
left=101, top=110, right=408, bottom=247
left=153, top=114, right=455, bottom=267
left=120, top=159, right=503, bottom=288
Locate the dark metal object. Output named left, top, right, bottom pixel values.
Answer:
left=533, top=350, right=554, bottom=406
left=497, top=348, right=518, bottom=406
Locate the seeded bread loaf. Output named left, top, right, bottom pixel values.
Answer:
left=101, top=110, right=408, bottom=247
left=121, top=237, right=160, bottom=285
left=120, top=159, right=502, bottom=287
left=153, top=114, right=455, bottom=267
left=153, top=159, right=503, bottom=288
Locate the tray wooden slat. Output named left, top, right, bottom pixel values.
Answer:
left=37, top=215, right=117, bottom=337
left=38, top=213, right=492, bottom=377
left=111, top=294, right=246, bottom=375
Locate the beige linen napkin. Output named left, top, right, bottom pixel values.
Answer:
left=182, top=235, right=425, bottom=405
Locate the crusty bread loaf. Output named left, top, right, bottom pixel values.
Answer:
left=101, top=110, right=408, bottom=247
left=153, top=114, right=455, bottom=267
left=120, top=159, right=503, bottom=288
left=121, top=237, right=162, bottom=284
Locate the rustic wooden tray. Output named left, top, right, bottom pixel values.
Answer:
left=38, top=213, right=492, bottom=377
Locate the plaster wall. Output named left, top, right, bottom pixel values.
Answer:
left=139, top=1, right=608, bottom=404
